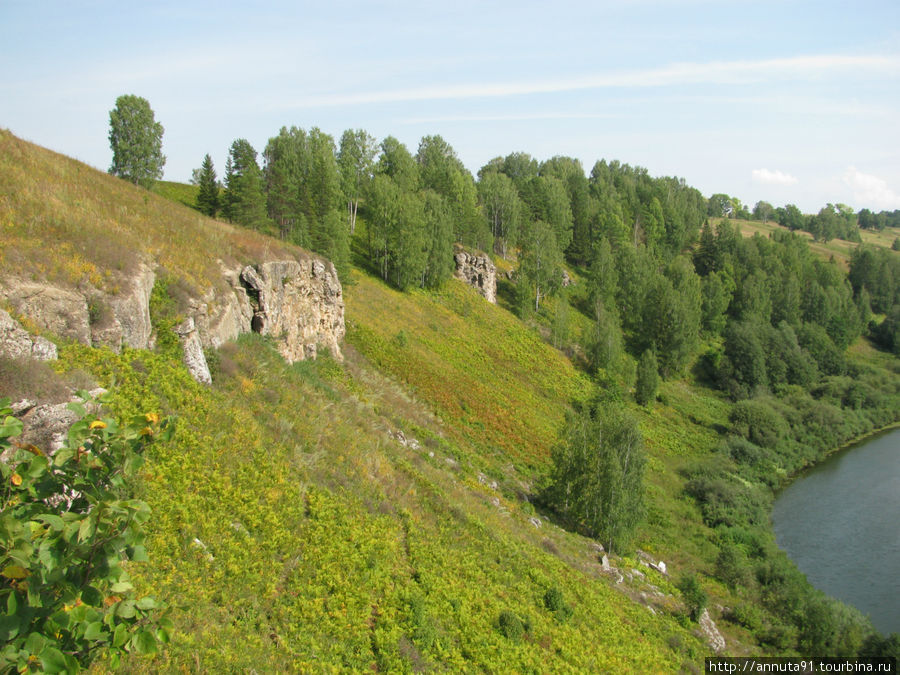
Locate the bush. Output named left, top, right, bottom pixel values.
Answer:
left=0, top=394, right=173, bottom=672
left=497, top=610, right=526, bottom=641
left=729, top=398, right=788, bottom=449
left=543, top=587, right=573, bottom=623
left=677, top=574, right=707, bottom=622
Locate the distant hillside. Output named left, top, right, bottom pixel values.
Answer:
left=712, top=215, right=900, bottom=270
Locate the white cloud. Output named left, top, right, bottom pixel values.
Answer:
left=752, top=168, right=799, bottom=186
left=285, top=53, right=900, bottom=108
left=843, top=167, right=900, bottom=211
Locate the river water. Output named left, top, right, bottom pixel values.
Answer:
left=771, top=427, right=900, bottom=635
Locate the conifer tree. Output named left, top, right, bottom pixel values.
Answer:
left=223, top=139, right=269, bottom=231
left=195, top=154, right=219, bottom=217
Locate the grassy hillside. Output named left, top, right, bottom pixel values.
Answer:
left=0, top=129, right=303, bottom=298
left=1, top=133, right=710, bottom=671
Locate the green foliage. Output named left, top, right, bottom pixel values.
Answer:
left=337, top=129, right=377, bottom=234
left=478, top=170, right=523, bottom=258
left=635, top=349, right=659, bottom=406
left=223, top=139, right=269, bottom=230
left=517, top=219, right=563, bottom=313
left=544, top=404, right=646, bottom=552
left=676, top=574, right=707, bottom=622
left=497, top=609, right=527, bottom=641
left=108, top=95, right=165, bottom=189
left=542, top=587, right=573, bottom=623
left=0, top=395, right=172, bottom=672
left=194, top=154, right=219, bottom=218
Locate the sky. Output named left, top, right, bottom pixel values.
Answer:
left=2, top=0, right=899, bottom=214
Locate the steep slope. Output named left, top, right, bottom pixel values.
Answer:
left=0, top=133, right=705, bottom=671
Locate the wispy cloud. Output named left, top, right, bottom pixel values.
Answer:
left=843, top=167, right=900, bottom=210
left=752, top=168, right=799, bottom=186
left=287, top=54, right=900, bottom=108
left=400, top=112, right=622, bottom=124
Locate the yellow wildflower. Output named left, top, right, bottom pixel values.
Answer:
left=89, top=420, right=107, bottom=430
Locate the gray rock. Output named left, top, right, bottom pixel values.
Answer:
left=174, top=317, right=211, bottom=385
left=13, top=387, right=106, bottom=455
left=600, top=554, right=610, bottom=571
left=453, top=246, right=497, bottom=303
left=698, top=608, right=726, bottom=654
left=529, top=517, right=542, bottom=528
left=0, top=309, right=57, bottom=360
left=0, top=283, right=90, bottom=346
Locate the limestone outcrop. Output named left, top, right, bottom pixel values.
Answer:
left=0, top=309, right=57, bottom=361
left=453, top=247, right=496, bottom=304
left=0, top=263, right=155, bottom=353
left=0, top=254, right=345, bottom=384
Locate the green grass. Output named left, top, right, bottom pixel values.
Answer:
left=151, top=180, right=200, bottom=210
left=50, top=333, right=699, bottom=672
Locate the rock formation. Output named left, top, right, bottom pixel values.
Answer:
left=698, top=608, right=726, bottom=653
left=0, top=254, right=345, bottom=384
left=0, top=309, right=57, bottom=361
left=453, top=247, right=497, bottom=304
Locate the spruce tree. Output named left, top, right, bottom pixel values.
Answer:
left=195, top=154, right=219, bottom=217
left=223, top=139, right=269, bottom=230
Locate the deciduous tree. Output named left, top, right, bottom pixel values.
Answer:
left=108, top=95, right=165, bottom=188
left=545, top=404, right=646, bottom=552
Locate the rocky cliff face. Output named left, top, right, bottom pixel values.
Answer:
left=0, top=255, right=345, bottom=384
left=453, top=247, right=497, bottom=304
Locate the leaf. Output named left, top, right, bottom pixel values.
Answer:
left=52, top=447, right=74, bottom=467
left=83, top=621, right=105, bottom=641
left=132, top=629, right=157, bottom=655
left=136, top=596, right=156, bottom=611
left=112, top=622, right=128, bottom=647
left=116, top=599, right=136, bottom=619
left=110, top=581, right=133, bottom=594
left=81, top=585, right=103, bottom=607
left=129, top=544, right=149, bottom=563
left=65, top=401, right=86, bottom=419
left=38, top=646, right=68, bottom=674
left=6, top=592, right=17, bottom=615
left=25, top=455, right=49, bottom=478
left=35, top=514, right=64, bottom=531
left=0, top=416, right=23, bottom=439
left=1, top=565, right=29, bottom=580
left=77, top=515, right=95, bottom=543
left=0, top=614, right=20, bottom=641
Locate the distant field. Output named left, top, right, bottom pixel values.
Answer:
left=712, top=217, right=900, bottom=270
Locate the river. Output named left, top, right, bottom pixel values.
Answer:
left=771, top=427, right=900, bottom=635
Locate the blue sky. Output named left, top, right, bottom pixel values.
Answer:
left=2, top=0, right=899, bottom=213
